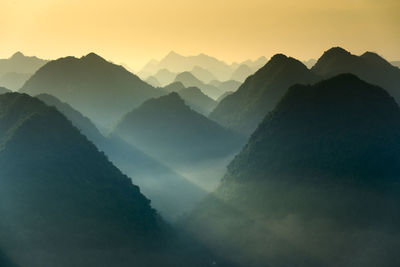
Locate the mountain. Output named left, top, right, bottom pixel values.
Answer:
left=0, top=92, right=231, bottom=267
left=191, top=66, right=217, bottom=83
left=163, top=81, right=186, bottom=93
left=0, top=52, right=48, bottom=90
left=216, top=91, right=233, bottom=102
left=140, top=51, right=233, bottom=81
left=230, top=64, right=254, bottom=82
left=210, top=54, right=318, bottom=135
left=145, top=76, right=162, bottom=87
left=231, top=56, right=267, bottom=72
left=20, top=53, right=164, bottom=130
left=0, top=93, right=162, bottom=266
left=312, top=47, right=400, bottom=103
left=178, top=87, right=217, bottom=115
left=0, top=87, right=11, bottom=94
left=153, top=68, right=176, bottom=86
left=302, top=58, right=317, bottom=68
left=113, top=93, right=244, bottom=164
left=209, top=79, right=241, bottom=93
left=174, top=71, right=222, bottom=99
left=36, top=93, right=207, bottom=221
left=184, top=74, right=400, bottom=267
left=161, top=82, right=217, bottom=115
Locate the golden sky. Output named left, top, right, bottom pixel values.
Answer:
left=1, top=0, right=399, bottom=70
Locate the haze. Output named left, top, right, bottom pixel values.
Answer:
left=1, top=0, right=399, bottom=69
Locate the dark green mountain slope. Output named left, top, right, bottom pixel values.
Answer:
left=36, top=93, right=207, bottom=221
left=312, top=47, right=400, bottom=103
left=0, top=93, right=225, bottom=267
left=185, top=74, right=400, bottom=267
left=114, top=92, right=244, bottom=164
left=210, top=54, right=318, bottom=136
left=20, top=53, right=163, bottom=130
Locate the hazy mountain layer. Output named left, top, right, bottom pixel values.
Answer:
left=36, top=93, right=207, bottom=221
left=140, top=51, right=234, bottom=81
left=178, top=87, right=217, bottom=115
left=210, top=54, right=318, bottom=135
left=184, top=74, right=400, bottom=267
left=0, top=52, right=48, bottom=90
left=191, top=66, right=217, bottom=83
left=114, top=93, right=245, bottom=164
left=174, top=71, right=223, bottom=99
left=209, top=79, right=241, bottom=93
left=230, top=64, right=253, bottom=82
left=20, top=53, right=164, bottom=130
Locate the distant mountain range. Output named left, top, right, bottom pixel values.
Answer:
left=20, top=53, right=164, bottom=130
left=0, top=52, right=48, bottom=90
left=185, top=74, right=400, bottom=267
left=113, top=92, right=245, bottom=165
left=139, top=51, right=266, bottom=85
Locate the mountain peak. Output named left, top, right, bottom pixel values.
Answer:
left=10, top=51, right=25, bottom=59
left=81, top=52, right=106, bottom=63
left=322, top=47, right=351, bottom=58
left=360, top=51, right=391, bottom=66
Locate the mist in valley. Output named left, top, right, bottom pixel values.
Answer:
left=1, top=1, right=400, bottom=266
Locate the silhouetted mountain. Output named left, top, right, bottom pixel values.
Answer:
left=230, top=64, right=253, bottom=82
left=185, top=74, right=400, bottom=267
left=209, top=79, right=241, bottom=93
left=114, top=93, right=244, bottom=164
left=210, top=54, right=318, bottom=135
left=178, top=87, right=217, bottom=115
left=36, top=93, right=207, bottom=221
left=0, top=93, right=162, bottom=266
left=302, top=58, right=317, bottom=68
left=20, top=53, right=164, bottom=130
left=312, top=47, right=400, bottom=103
left=140, top=51, right=233, bottom=81
left=153, top=68, right=176, bottom=86
left=0, top=52, right=48, bottom=90
left=191, top=66, right=217, bottom=83
left=145, top=76, right=162, bottom=87
left=0, top=93, right=230, bottom=267
left=0, top=86, right=11, bottom=94
left=174, top=71, right=223, bottom=99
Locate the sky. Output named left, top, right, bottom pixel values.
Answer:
left=1, top=0, right=399, bottom=70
